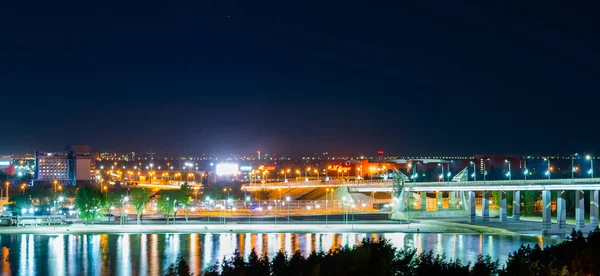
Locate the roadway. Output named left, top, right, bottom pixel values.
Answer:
left=242, top=178, right=600, bottom=192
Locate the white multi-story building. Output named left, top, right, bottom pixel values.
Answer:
left=35, top=152, right=71, bottom=181
left=34, top=145, right=92, bottom=185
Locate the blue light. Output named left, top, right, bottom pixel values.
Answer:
left=589, top=169, right=593, bottom=175
left=471, top=173, right=475, bottom=177
left=523, top=169, right=529, bottom=174
left=506, top=172, right=511, bottom=177
left=447, top=172, right=451, bottom=177
left=545, top=170, right=549, bottom=176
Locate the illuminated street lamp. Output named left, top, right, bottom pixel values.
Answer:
left=571, top=153, right=579, bottom=179
left=587, top=155, right=594, bottom=178
left=470, top=161, right=476, bottom=181
left=286, top=196, right=291, bottom=222
left=544, top=157, right=551, bottom=179
left=482, top=158, right=491, bottom=181
left=505, top=160, right=511, bottom=180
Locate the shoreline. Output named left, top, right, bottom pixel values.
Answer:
left=0, top=220, right=518, bottom=235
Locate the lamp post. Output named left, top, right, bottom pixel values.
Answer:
left=325, top=189, right=329, bottom=227
left=523, top=157, right=529, bottom=180
left=470, top=161, right=477, bottom=181
left=572, top=153, right=579, bottom=179
left=483, top=158, right=490, bottom=181
left=505, top=160, right=511, bottom=180
left=286, top=196, right=291, bottom=222
left=438, top=163, right=444, bottom=182
left=587, top=155, right=594, bottom=178
left=121, top=196, right=129, bottom=225
left=544, top=158, right=550, bottom=179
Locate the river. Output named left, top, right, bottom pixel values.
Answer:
left=0, top=232, right=562, bottom=275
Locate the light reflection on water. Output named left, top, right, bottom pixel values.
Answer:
left=0, top=233, right=561, bottom=275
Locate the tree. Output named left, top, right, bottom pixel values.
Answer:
left=165, top=256, right=193, bottom=276
left=10, top=193, right=32, bottom=215
left=176, top=184, right=193, bottom=222
left=523, top=191, right=539, bottom=214
left=74, top=186, right=105, bottom=225
left=157, top=190, right=178, bottom=224
left=129, top=188, right=152, bottom=224
left=101, top=190, right=123, bottom=217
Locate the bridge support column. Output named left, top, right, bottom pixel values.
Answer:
left=576, top=190, right=585, bottom=231
left=513, top=190, right=520, bottom=220
left=542, top=190, right=551, bottom=233
left=499, top=191, right=507, bottom=222
left=468, top=191, right=476, bottom=222
left=482, top=191, right=489, bottom=222
left=557, top=191, right=567, bottom=229
left=450, top=192, right=456, bottom=210
left=420, top=192, right=426, bottom=211
left=408, top=192, right=415, bottom=211
left=590, top=190, right=599, bottom=229
left=437, top=192, right=443, bottom=210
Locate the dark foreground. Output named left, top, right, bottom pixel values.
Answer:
left=167, top=228, right=600, bottom=276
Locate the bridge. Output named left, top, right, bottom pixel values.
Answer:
left=241, top=176, right=600, bottom=234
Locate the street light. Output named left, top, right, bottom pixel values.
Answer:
left=286, top=196, right=291, bottom=222
left=572, top=153, right=579, bottom=179
left=504, top=160, right=511, bottom=180
left=544, top=157, right=550, bottom=179
left=587, top=155, right=594, bottom=178
left=523, top=156, right=529, bottom=180
left=470, top=161, right=476, bottom=181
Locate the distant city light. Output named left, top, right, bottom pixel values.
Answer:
left=216, top=163, right=239, bottom=176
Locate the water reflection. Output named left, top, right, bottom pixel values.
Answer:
left=0, top=232, right=561, bottom=275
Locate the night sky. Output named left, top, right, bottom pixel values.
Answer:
left=1, top=1, right=598, bottom=156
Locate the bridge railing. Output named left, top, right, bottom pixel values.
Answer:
left=404, top=177, right=600, bottom=188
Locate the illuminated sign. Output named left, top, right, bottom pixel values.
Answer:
left=240, top=166, right=252, bottom=172
left=263, top=166, right=276, bottom=171
left=329, top=164, right=351, bottom=172
left=377, top=150, right=384, bottom=156
left=0, top=161, right=10, bottom=166
left=216, top=163, right=239, bottom=176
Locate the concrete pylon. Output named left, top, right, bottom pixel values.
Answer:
left=482, top=191, right=489, bottom=222
left=542, top=190, right=552, bottom=233
left=575, top=190, right=585, bottom=231
left=408, top=192, right=415, bottom=211
left=513, top=190, right=520, bottom=220
left=450, top=192, right=456, bottom=210
left=499, top=191, right=507, bottom=222
left=420, top=192, right=427, bottom=211
left=437, top=192, right=443, bottom=210
left=469, top=191, right=476, bottom=222
left=591, top=190, right=599, bottom=229
left=557, top=191, right=566, bottom=229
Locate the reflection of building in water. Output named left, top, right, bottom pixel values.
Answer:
left=203, top=234, right=213, bottom=269
left=150, top=234, right=159, bottom=276
left=140, top=234, right=148, bottom=275
left=189, top=234, right=200, bottom=275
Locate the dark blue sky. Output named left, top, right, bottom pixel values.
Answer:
left=0, top=1, right=598, bottom=156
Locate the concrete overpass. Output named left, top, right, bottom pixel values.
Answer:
left=242, top=177, right=600, bottom=234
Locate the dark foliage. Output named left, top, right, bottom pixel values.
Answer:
left=169, top=229, right=600, bottom=276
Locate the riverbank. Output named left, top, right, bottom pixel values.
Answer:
left=0, top=219, right=531, bottom=235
